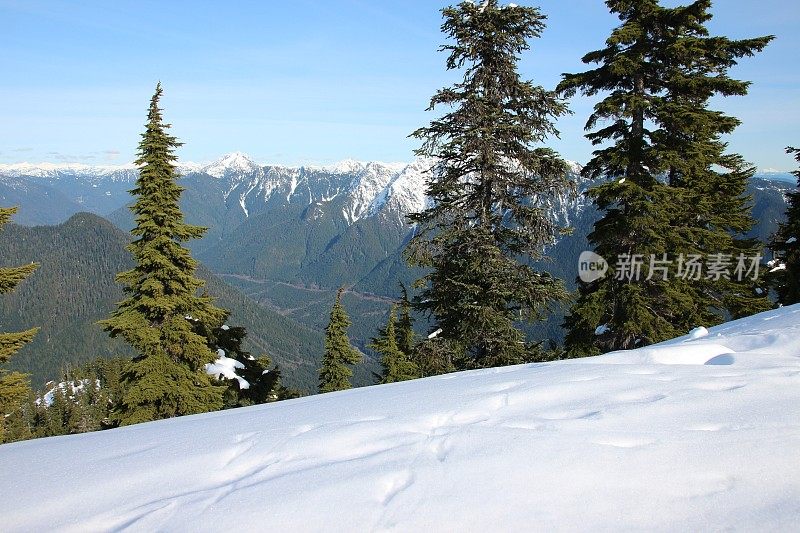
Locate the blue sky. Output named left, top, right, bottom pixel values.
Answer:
left=1, top=0, right=798, bottom=170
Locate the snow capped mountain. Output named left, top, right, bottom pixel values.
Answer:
left=0, top=153, right=585, bottom=226
left=2, top=304, right=799, bottom=531
left=190, top=153, right=433, bottom=223
left=0, top=160, right=203, bottom=181
left=202, top=151, right=262, bottom=179
left=367, top=157, right=434, bottom=220
left=0, top=161, right=139, bottom=181
left=187, top=153, right=586, bottom=225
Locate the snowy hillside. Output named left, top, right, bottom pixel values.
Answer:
left=2, top=306, right=799, bottom=531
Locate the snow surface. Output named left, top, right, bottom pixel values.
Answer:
left=2, top=306, right=800, bottom=531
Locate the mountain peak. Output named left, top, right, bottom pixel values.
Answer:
left=324, top=158, right=368, bottom=174
left=202, top=152, right=261, bottom=178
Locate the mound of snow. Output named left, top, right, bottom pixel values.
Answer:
left=2, top=306, right=800, bottom=530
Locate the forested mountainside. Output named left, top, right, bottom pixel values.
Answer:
left=0, top=212, right=377, bottom=391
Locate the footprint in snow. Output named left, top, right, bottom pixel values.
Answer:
left=430, top=437, right=453, bottom=463
left=539, top=409, right=602, bottom=421
left=483, top=380, right=524, bottom=393
left=693, top=381, right=746, bottom=392
left=379, top=471, right=415, bottom=506
left=232, top=431, right=260, bottom=444
left=612, top=391, right=667, bottom=405
left=290, top=424, right=319, bottom=437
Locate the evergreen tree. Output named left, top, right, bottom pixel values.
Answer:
left=318, top=288, right=361, bottom=393
left=99, top=84, right=227, bottom=425
left=205, top=317, right=298, bottom=407
left=369, top=306, right=419, bottom=384
left=0, top=206, right=38, bottom=443
left=395, top=284, right=416, bottom=356
left=653, top=0, right=772, bottom=319
left=770, top=147, right=800, bottom=304
left=407, top=0, right=572, bottom=369
left=560, top=0, right=686, bottom=356
left=560, top=0, right=771, bottom=356
left=411, top=337, right=459, bottom=378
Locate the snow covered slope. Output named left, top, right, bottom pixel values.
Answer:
left=2, top=306, right=800, bottom=531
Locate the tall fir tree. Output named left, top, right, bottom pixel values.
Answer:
left=318, top=288, right=361, bottom=393
left=369, top=306, right=419, bottom=384
left=100, top=84, right=227, bottom=425
left=653, top=0, right=772, bottom=319
left=770, top=147, right=800, bottom=304
left=395, top=283, right=416, bottom=356
left=560, top=0, right=771, bottom=356
left=407, top=0, right=573, bottom=369
left=0, top=206, right=39, bottom=443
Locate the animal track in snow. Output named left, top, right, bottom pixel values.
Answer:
left=693, top=381, right=747, bottom=392
left=483, top=380, right=524, bottom=393
left=450, top=393, right=509, bottom=425
left=232, top=431, right=260, bottom=443
left=612, top=391, right=667, bottom=404
left=430, top=437, right=453, bottom=463
left=568, top=375, right=603, bottom=382
left=379, top=471, right=415, bottom=505
left=539, top=409, right=602, bottom=421
left=502, top=419, right=548, bottom=431
left=291, top=424, right=319, bottom=437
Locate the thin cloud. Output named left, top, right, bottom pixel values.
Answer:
left=50, top=153, right=96, bottom=162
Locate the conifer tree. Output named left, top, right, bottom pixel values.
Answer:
left=411, top=338, right=459, bottom=378
left=653, top=0, right=772, bottom=319
left=100, top=84, right=227, bottom=425
left=369, top=306, right=419, bottom=384
left=560, top=0, right=771, bottom=355
left=770, top=147, right=800, bottom=304
left=560, top=0, right=686, bottom=356
left=407, top=0, right=573, bottom=369
left=0, top=206, right=38, bottom=442
left=395, top=284, right=415, bottom=356
left=206, top=317, right=295, bottom=407
left=318, top=288, right=361, bottom=393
